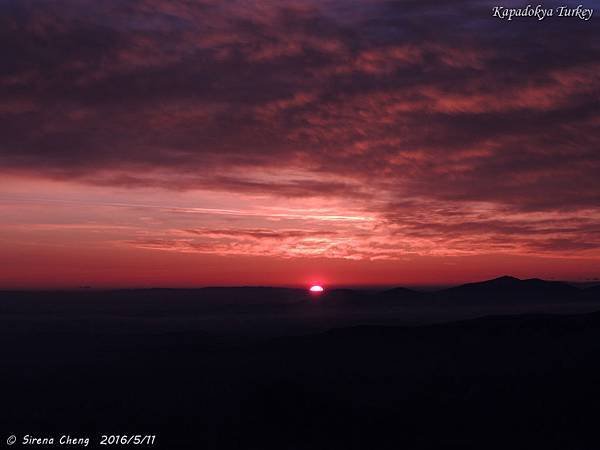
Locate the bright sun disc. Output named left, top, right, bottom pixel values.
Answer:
left=309, top=285, right=324, bottom=292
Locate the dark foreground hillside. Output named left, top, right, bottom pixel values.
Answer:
left=2, top=279, right=600, bottom=449
left=2, top=313, right=600, bottom=448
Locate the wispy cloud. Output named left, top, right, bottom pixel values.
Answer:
left=0, top=0, right=599, bottom=277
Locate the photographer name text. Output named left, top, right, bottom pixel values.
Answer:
left=6, top=434, right=157, bottom=447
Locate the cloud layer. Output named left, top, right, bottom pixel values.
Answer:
left=1, top=0, right=600, bottom=271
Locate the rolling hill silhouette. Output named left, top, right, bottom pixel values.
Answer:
left=316, top=276, right=588, bottom=309
left=3, top=302, right=600, bottom=449
left=433, top=275, right=583, bottom=305
left=0, top=276, right=594, bottom=320
left=1, top=277, right=600, bottom=448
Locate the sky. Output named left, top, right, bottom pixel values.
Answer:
left=1, top=0, right=600, bottom=288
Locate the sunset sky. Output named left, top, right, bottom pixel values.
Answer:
left=1, top=0, right=599, bottom=288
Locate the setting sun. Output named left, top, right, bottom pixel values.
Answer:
left=309, top=285, right=324, bottom=293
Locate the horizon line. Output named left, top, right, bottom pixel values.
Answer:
left=1, top=275, right=598, bottom=293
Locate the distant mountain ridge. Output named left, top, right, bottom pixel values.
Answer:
left=0, top=276, right=597, bottom=315
left=432, top=275, right=583, bottom=305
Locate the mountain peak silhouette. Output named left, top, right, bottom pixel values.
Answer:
left=437, top=275, right=580, bottom=305
left=476, top=275, right=523, bottom=286
left=492, top=275, right=521, bottom=282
